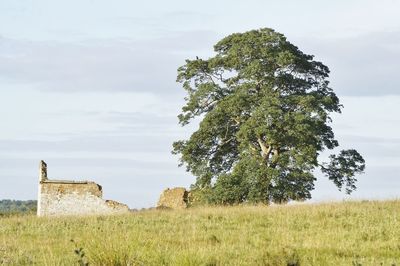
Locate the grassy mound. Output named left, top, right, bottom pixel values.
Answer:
left=0, top=200, right=399, bottom=265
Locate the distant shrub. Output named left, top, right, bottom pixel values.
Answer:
left=0, top=199, right=37, bottom=215
left=187, top=188, right=214, bottom=206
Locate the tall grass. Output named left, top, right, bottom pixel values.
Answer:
left=0, top=200, right=399, bottom=265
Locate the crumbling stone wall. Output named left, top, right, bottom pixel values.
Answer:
left=37, top=161, right=129, bottom=216
left=157, top=187, right=188, bottom=209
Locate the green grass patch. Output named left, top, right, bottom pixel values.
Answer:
left=1, top=200, right=399, bottom=265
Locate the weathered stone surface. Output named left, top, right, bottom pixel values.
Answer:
left=105, top=200, right=129, bottom=210
left=39, top=160, right=47, bottom=182
left=37, top=161, right=129, bottom=216
left=40, top=181, right=103, bottom=197
left=157, top=187, right=188, bottom=209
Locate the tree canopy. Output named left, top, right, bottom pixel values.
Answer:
left=0, top=200, right=37, bottom=214
left=173, top=28, right=365, bottom=204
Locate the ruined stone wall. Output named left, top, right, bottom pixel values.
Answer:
left=38, top=181, right=129, bottom=216
left=157, top=187, right=188, bottom=209
left=37, top=161, right=129, bottom=216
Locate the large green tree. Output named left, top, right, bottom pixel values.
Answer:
left=173, top=28, right=365, bottom=204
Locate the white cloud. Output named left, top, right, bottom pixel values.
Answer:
left=1, top=0, right=400, bottom=206
left=297, top=31, right=400, bottom=96
left=0, top=31, right=218, bottom=93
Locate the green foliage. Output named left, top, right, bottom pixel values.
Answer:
left=0, top=199, right=37, bottom=215
left=188, top=188, right=214, bottom=206
left=321, top=149, right=366, bottom=194
left=0, top=201, right=400, bottom=265
left=71, top=239, right=89, bottom=266
left=173, top=28, right=365, bottom=204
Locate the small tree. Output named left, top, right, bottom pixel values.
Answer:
left=173, top=28, right=365, bottom=204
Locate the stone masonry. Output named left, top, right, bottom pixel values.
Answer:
left=37, top=160, right=129, bottom=216
left=157, top=187, right=189, bottom=209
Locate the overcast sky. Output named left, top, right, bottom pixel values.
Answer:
left=1, top=0, right=399, bottom=208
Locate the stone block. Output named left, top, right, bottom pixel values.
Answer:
left=157, top=187, right=188, bottom=209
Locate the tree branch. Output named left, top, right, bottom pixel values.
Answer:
left=257, top=138, right=272, bottom=161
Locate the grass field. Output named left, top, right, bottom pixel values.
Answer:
left=0, top=200, right=399, bottom=265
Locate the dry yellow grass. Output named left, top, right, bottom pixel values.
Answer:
left=1, top=200, right=399, bottom=265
